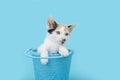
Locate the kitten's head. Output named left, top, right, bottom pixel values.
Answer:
left=47, top=16, right=76, bottom=44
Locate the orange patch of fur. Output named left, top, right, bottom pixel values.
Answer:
left=56, top=23, right=70, bottom=32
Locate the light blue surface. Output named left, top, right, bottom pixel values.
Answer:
left=0, top=0, right=120, bottom=80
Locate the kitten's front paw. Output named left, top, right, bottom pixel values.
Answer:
left=40, top=59, right=48, bottom=64
left=59, top=48, right=69, bottom=56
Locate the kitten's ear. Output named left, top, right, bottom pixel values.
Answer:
left=68, top=24, right=76, bottom=32
left=47, top=16, right=57, bottom=29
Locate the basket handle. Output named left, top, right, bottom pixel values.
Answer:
left=25, top=48, right=39, bottom=58
left=25, top=48, right=73, bottom=59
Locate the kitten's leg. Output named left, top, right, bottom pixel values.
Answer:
left=59, top=46, right=69, bottom=56
left=40, top=51, right=48, bottom=64
left=38, top=45, right=48, bottom=64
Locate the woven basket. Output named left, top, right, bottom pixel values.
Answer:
left=25, top=48, right=73, bottom=80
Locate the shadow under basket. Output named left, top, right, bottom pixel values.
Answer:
left=25, top=48, right=73, bottom=80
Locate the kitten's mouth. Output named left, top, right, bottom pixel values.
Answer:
left=61, top=41, right=64, bottom=44
left=61, top=41, right=65, bottom=44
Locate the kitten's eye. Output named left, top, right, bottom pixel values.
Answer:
left=65, top=33, right=69, bottom=36
left=56, top=31, right=60, bottom=35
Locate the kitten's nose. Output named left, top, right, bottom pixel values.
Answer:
left=62, top=39, right=66, bottom=42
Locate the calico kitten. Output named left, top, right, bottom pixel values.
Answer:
left=38, top=16, right=75, bottom=64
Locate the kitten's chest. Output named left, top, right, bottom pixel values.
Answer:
left=47, top=43, right=60, bottom=53
left=48, top=47, right=59, bottom=53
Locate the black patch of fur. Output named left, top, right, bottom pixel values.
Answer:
left=48, top=21, right=57, bottom=34
left=48, top=29, right=56, bottom=34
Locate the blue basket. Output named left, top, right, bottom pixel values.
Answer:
left=25, top=48, right=73, bottom=80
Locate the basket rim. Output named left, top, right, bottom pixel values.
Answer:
left=25, top=48, right=73, bottom=59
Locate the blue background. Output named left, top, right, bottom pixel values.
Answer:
left=0, top=0, right=120, bottom=80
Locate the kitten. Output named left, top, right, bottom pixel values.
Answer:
left=37, top=16, right=75, bottom=64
